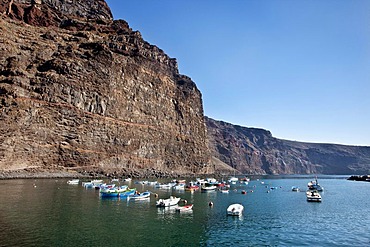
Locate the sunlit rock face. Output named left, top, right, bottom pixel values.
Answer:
left=0, top=0, right=211, bottom=176
left=206, top=117, right=370, bottom=175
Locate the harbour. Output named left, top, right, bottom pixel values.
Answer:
left=1, top=176, right=369, bottom=246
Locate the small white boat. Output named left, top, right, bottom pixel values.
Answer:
left=227, top=203, right=244, bottom=216
left=173, top=183, right=185, bottom=190
left=156, top=196, right=181, bottom=207
left=176, top=204, right=193, bottom=212
left=155, top=183, right=174, bottom=189
left=67, top=179, right=79, bottom=185
left=82, top=180, right=103, bottom=188
left=228, top=177, right=238, bottom=185
left=291, top=186, right=300, bottom=192
left=82, top=182, right=93, bottom=188
left=201, top=183, right=217, bottom=191
left=147, top=181, right=158, bottom=186
left=220, top=189, right=229, bottom=193
left=128, top=191, right=151, bottom=201
left=306, top=190, right=322, bottom=202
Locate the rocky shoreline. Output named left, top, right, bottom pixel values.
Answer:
left=0, top=167, right=220, bottom=180
left=347, top=175, right=370, bottom=182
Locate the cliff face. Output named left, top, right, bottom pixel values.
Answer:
left=1, top=0, right=368, bottom=178
left=206, top=117, right=370, bottom=175
left=0, top=0, right=211, bottom=177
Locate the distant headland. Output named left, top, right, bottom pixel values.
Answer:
left=347, top=175, right=370, bottom=182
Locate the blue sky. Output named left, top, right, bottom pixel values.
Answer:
left=106, top=0, right=370, bottom=146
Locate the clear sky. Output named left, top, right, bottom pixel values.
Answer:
left=106, top=0, right=370, bottom=146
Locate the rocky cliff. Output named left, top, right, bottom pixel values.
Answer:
left=206, top=117, right=370, bottom=175
left=1, top=0, right=368, bottom=178
left=0, top=0, right=212, bottom=178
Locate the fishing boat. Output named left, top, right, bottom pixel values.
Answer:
left=128, top=191, right=151, bottom=200
left=154, top=183, right=174, bottom=189
left=176, top=204, right=193, bottom=212
left=173, top=183, right=185, bottom=190
left=100, top=187, right=120, bottom=197
left=185, top=182, right=200, bottom=191
left=306, top=190, right=322, bottom=202
left=67, top=179, right=79, bottom=185
left=100, top=186, right=136, bottom=197
left=82, top=179, right=103, bottom=188
left=227, top=203, right=244, bottom=216
left=119, top=188, right=136, bottom=197
left=220, top=188, right=229, bottom=193
left=201, top=183, right=217, bottom=192
left=156, top=196, right=181, bottom=207
left=228, top=177, right=238, bottom=185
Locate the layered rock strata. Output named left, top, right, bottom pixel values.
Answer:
left=206, top=117, right=370, bottom=175
left=0, top=0, right=211, bottom=177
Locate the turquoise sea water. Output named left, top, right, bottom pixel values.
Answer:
left=1, top=176, right=370, bottom=246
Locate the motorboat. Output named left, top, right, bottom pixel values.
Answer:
left=228, top=177, right=238, bottom=185
left=156, top=196, right=181, bottom=207
left=201, top=183, right=217, bottom=191
left=173, top=183, right=185, bottom=190
left=307, top=178, right=324, bottom=192
left=185, top=182, right=200, bottom=191
left=306, top=190, right=322, bottom=202
left=155, top=183, right=174, bottom=189
left=100, top=186, right=136, bottom=197
left=227, top=203, right=244, bottom=216
left=128, top=191, right=151, bottom=200
left=118, top=188, right=136, bottom=197
left=291, top=186, right=300, bottom=192
left=100, top=187, right=120, bottom=197
left=82, top=179, right=103, bottom=188
left=175, top=204, right=193, bottom=212
left=67, top=179, right=79, bottom=185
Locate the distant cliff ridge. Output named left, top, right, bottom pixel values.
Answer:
left=0, top=0, right=211, bottom=177
left=206, top=117, right=370, bottom=175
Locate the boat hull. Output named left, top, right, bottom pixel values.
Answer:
left=227, top=204, right=244, bottom=216
left=129, top=192, right=151, bottom=200
left=306, top=191, right=322, bottom=202
left=156, top=196, right=181, bottom=207
left=176, top=204, right=193, bottom=212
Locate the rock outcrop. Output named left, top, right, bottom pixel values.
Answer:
left=206, top=117, right=370, bottom=175
left=0, top=0, right=211, bottom=177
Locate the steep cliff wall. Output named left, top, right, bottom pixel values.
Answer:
left=206, top=117, right=370, bottom=175
left=0, top=0, right=211, bottom=177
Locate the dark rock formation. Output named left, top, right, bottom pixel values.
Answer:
left=347, top=175, right=370, bottom=182
left=0, top=0, right=211, bottom=177
left=206, top=117, right=370, bottom=175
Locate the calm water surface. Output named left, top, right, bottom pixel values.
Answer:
left=1, top=176, right=370, bottom=246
